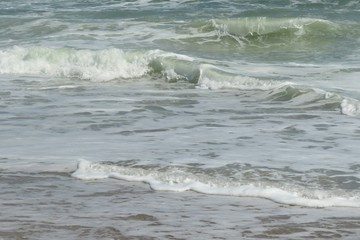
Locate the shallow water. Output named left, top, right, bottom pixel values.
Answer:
left=1, top=0, right=360, bottom=239
left=2, top=171, right=360, bottom=239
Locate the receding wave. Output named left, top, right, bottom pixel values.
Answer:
left=1, top=46, right=359, bottom=116
left=72, top=159, right=360, bottom=208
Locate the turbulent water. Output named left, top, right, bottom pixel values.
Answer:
left=1, top=0, right=360, bottom=239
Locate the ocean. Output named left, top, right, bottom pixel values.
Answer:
left=1, top=0, right=360, bottom=239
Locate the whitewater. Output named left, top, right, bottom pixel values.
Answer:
left=1, top=0, right=360, bottom=239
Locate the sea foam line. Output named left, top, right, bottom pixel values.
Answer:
left=72, top=160, right=360, bottom=208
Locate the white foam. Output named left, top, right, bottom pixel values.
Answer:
left=341, top=98, right=360, bottom=116
left=0, top=46, right=199, bottom=82
left=0, top=46, right=153, bottom=81
left=72, top=159, right=109, bottom=179
left=72, top=160, right=360, bottom=208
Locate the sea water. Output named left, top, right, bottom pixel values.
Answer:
left=1, top=0, right=360, bottom=239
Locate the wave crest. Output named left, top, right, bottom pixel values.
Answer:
left=211, top=17, right=339, bottom=40
left=169, top=17, right=358, bottom=58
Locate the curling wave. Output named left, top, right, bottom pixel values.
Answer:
left=210, top=17, right=341, bottom=42
left=162, top=17, right=360, bottom=60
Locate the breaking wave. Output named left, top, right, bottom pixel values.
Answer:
left=1, top=46, right=359, bottom=116
left=0, top=46, right=157, bottom=81
left=0, top=46, right=200, bottom=82
left=72, top=159, right=360, bottom=208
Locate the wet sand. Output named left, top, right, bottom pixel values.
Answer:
left=1, top=171, right=360, bottom=239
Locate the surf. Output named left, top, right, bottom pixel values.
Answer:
left=1, top=45, right=359, bottom=116
left=72, top=159, right=360, bottom=208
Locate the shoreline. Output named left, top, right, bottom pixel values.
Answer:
left=1, top=171, right=360, bottom=239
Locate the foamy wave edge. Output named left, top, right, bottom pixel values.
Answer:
left=0, top=46, right=295, bottom=90
left=0, top=46, right=160, bottom=81
left=341, top=98, right=360, bottom=116
left=72, top=160, right=360, bottom=208
left=1, top=46, right=360, bottom=116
